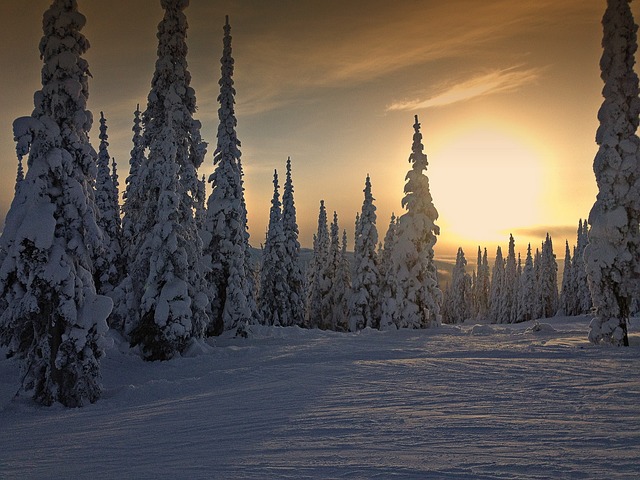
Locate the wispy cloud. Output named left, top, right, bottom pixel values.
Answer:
left=387, top=66, right=542, bottom=111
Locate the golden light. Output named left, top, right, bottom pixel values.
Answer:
left=429, top=126, right=544, bottom=248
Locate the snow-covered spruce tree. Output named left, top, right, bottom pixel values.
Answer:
left=488, top=246, right=505, bottom=323
left=533, top=247, right=543, bottom=319
left=349, top=174, right=380, bottom=331
left=307, top=200, right=330, bottom=328
left=389, top=115, right=442, bottom=329
left=334, top=229, right=352, bottom=332
left=379, top=213, right=399, bottom=330
left=473, top=247, right=490, bottom=320
left=540, top=233, right=559, bottom=318
left=0, top=0, right=111, bottom=406
left=559, top=240, right=575, bottom=316
left=121, top=104, right=145, bottom=264
left=94, top=113, right=123, bottom=299
left=448, top=247, right=472, bottom=324
left=585, top=0, right=640, bottom=346
left=498, top=234, right=518, bottom=323
left=239, top=158, right=261, bottom=327
left=574, top=219, right=593, bottom=314
left=282, top=157, right=306, bottom=326
left=15, top=157, right=24, bottom=191
left=202, top=16, right=255, bottom=336
left=517, top=244, right=537, bottom=322
left=323, top=212, right=345, bottom=330
left=127, top=0, right=209, bottom=359
left=195, top=174, right=206, bottom=232
left=259, top=170, right=289, bottom=326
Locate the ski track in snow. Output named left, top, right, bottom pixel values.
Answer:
left=1, top=316, right=639, bottom=479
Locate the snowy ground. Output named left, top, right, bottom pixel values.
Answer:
left=1, top=316, right=639, bottom=479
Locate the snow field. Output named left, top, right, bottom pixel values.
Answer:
left=1, top=315, right=639, bottom=479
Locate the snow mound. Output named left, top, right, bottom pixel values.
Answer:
left=525, top=321, right=557, bottom=334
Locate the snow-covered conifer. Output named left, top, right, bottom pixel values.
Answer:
left=573, top=219, right=592, bottom=314
left=488, top=247, right=505, bottom=323
left=449, top=247, right=472, bottom=324
left=323, top=212, right=344, bottom=330
left=121, top=105, right=145, bottom=264
left=282, top=157, right=306, bottom=326
left=307, top=201, right=330, bottom=328
left=517, top=244, right=536, bottom=322
left=94, top=113, right=123, bottom=299
left=195, top=174, right=206, bottom=232
left=539, top=234, right=559, bottom=318
left=379, top=214, right=399, bottom=330
left=0, top=0, right=111, bottom=406
left=15, top=157, right=24, bottom=192
left=334, top=229, right=352, bottom=332
left=559, top=241, right=575, bottom=316
left=259, top=170, right=289, bottom=326
left=585, top=0, right=640, bottom=346
left=496, top=235, right=518, bottom=323
left=349, top=175, right=380, bottom=331
left=127, top=0, right=209, bottom=358
left=388, top=116, right=442, bottom=329
left=202, top=16, right=255, bottom=335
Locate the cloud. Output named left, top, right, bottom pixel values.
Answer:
left=509, top=225, right=579, bottom=244
left=386, top=66, right=542, bottom=111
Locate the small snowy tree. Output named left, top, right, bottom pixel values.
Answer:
left=388, top=116, right=442, bottom=329
left=574, top=219, right=593, bottom=314
left=499, top=234, right=518, bottom=323
left=202, top=16, right=253, bottom=335
left=333, top=229, right=352, bottom=332
left=307, top=201, right=330, bottom=328
left=540, top=234, right=559, bottom=318
left=349, top=175, right=380, bottom=331
left=259, top=170, right=289, bottom=326
left=379, top=214, right=399, bottom=330
left=282, top=157, right=306, bottom=326
left=585, top=0, right=640, bottom=346
left=488, top=247, right=504, bottom=323
left=323, top=212, right=345, bottom=330
left=559, top=241, right=575, bottom=316
left=0, top=0, right=111, bottom=406
left=448, top=247, right=472, bottom=324
left=517, top=244, right=536, bottom=322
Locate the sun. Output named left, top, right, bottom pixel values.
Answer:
left=429, top=126, right=544, bottom=249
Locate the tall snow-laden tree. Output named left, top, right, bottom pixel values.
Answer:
left=540, top=233, right=559, bottom=318
left=282, top=157, right=306, bottom=326
left=585, top=0, right=640, bottom=346
left=349, top=174, right=380, bottom=331
left=94, top=112, right=123, bottom=299
left=307, top=200, right=330, bottom=328
left=0, top=0, right=111, bottom=406
left=488, top=246, right=505, bottom=323
left=195, top=174, right=206, bottom=232
left=259, top=170, right=289, bottom=326
left=499, top=234, right=518, bottom=323
left=379, top=214, right=399, bottom=330
left=448, top=247, right=472, bottom=324
left=127, top=0, right=209, bottom=359
left=388, top=116, right=442, bottom=329
left=202, top=15, right=254, bottom=335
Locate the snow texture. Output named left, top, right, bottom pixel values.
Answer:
left=1, top=316, right=639, bottom=478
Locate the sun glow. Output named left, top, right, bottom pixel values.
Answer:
left=429, top=127, right=544, bottom=249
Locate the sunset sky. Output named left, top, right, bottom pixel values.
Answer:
left=1, top=0, right=638, bottom=261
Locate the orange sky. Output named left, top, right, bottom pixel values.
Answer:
left=1, top=0, right=638, bottom=261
